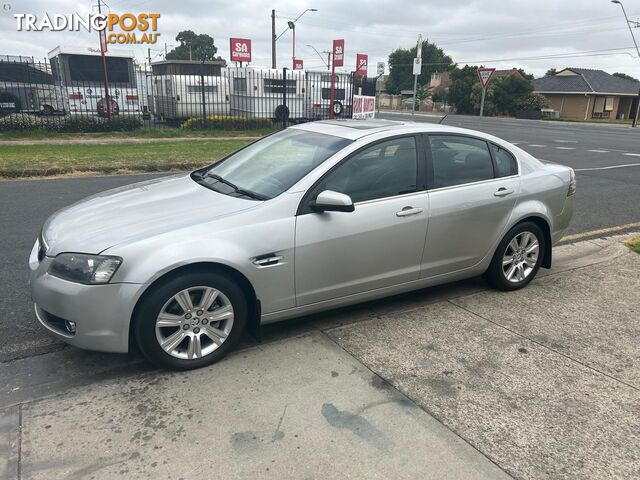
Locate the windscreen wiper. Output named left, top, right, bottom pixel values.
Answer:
left=205, top=173, right=269, bottom=201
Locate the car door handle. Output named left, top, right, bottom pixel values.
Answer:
left=494, top=187, right=515, bottom=197
left=396, top=207, right=424, bottom=217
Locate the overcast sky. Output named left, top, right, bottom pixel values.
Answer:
left=2, top=0, right=640, bottom=79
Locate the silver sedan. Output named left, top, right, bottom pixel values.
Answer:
left=29, top=120, right=575, bottom=369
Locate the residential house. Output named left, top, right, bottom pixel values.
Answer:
left=427, top=71, right=451, bottom=94
left=533, top=68, right=640, bottom=121
left=492, top=68, right=526, bottom=81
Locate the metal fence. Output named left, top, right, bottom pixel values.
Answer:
left=0, top=57, right=361, bottom=132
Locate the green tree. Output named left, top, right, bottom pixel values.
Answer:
left=517, top=93, right=549, bottom=111
left=432, top=90, right=447, bottom=103
left=545, top=68, right=557, bottom=76
left=517, top=68, right=534, bottom=80
left=448, top=65, right=479, bottom=114
left=386, top=41, right=452, bottom=94
left=166, top=31, right=218, bottom=61
left=492, top=76, right=533, bottom=115
left=416, top=85, right=432, bottom=110
left=613, top=72, right=639, bottom=83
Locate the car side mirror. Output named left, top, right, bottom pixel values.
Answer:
left=310, top=190, right=355, bottom=213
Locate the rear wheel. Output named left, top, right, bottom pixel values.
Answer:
left=332, top=101, right=344, bottom=116
left=484, top=222, right=545, bottom=291
left=134, top=271, right=248, bottom=370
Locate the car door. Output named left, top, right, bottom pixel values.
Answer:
left=295, top=135, right=429, bottom=306
left=421, top=134, right=520, bottom=277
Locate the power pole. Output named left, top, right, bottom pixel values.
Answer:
left=612, top=0, right=640, bottom=127
left=96, top=0, right=111, bottom=118
left=148, top=47, right=155, bottom=119
left=327, top=52, right=330, bottom=71
left=271, top=9, right=276, bottom=69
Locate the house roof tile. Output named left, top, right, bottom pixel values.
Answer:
left=533, top=68, right=640, bottom=95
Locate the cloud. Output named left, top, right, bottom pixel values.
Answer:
left=1, top=0, right=639, bottom=78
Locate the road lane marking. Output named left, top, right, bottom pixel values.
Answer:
left=588, top=149, right=610, bottom=153
left=554, top=140, right=578, bottom=143
left=575, top=163, right=640, bottom=171
left=623, top=153, right=640, bottom=157
left=561, top=222, right=640, bottom=242
left=527, top=144, right=546, bottom=147
left=555, top=147, right=576, bottom=150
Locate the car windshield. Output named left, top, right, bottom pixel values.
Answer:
left=196, top=129, right=352, bottom=199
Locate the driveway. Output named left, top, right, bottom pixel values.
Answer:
left=2, top=234, right=638, bottom=479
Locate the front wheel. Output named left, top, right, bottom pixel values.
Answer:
left=484, top=222, right=545, bottom=291
left=134, top=271, right=248, bottom=370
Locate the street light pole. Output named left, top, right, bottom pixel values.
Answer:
left=288, top=21, right=296, bottom=68
left=273, top=8, right=317, bottom=69
left=271, top=9, right=276, bottom=69
left=611, top=0, right=640, bottom=127
left=305, top=44, right=330, bottom=69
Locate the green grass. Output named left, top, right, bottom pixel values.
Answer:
left=0, top=127, right=277, bottom=141
left=626, top=235, right=640, bottom=254
left=0, top=139, right=252, bottom=178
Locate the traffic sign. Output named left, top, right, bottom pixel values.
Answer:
left=377, top=62, right=385, bottom=75
left=293, top=58, right=303, bottom=70
left=413, top=57, right=422, bottom=75
left=477, top=68, right=496, bottom=88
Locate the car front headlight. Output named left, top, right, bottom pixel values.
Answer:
left=48, top=253, right=122, bottom=284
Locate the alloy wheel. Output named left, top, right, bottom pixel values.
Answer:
left=502, top=231, right=540, bottom=283
left=155, top=286, right=234, bottom=360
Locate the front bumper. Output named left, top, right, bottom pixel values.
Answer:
left=29, top=241, right=142, bottom=353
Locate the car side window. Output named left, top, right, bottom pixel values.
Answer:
left=428, top=135, right=494, bottom=188
left=491, top=144, right=518, bottom=177
left=313, top=137, right=418, bottom=203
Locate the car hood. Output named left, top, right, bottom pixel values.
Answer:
left=42, top=174, right=259, bottom=256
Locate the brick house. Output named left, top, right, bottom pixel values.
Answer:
left=533, top=68, right=640, bottom=120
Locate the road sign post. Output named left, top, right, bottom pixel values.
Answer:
left=412, top=35, right=422, bottom=118
left=376, top=62, right=385, bottom=114
left=330, top=39, right=344, bottom=119
left=476, top=67, right=496, bottom=118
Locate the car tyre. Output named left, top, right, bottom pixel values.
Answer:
left=332, top=101, right=344, bottom=117
left=484, top=221, right=546, bottom=291
left=134, top=271, right=248, bottom=370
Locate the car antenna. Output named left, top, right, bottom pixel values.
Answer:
left=438, top=114, right=448, bottom=125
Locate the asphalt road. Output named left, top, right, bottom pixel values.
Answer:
left=1, top=116, right=640, bottom=363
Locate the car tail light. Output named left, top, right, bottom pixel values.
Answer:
left=567, top=168, right=576, bottom=196
left=69, top=93, right=83, bottom=100
left=126, top=94, right=139, bottom=101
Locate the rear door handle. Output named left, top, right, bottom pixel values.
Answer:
left=396, top=207, right=424, bottom=217
left=494, top=187, right=515, bottom=197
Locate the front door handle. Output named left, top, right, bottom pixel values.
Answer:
left=494, top=187, right=515, bottom=197
left=396, top=207, right=424, bottom=217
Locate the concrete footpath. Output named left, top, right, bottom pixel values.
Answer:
left=0, top=234, right=638, bottom=479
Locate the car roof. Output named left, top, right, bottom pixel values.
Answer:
left=290, top=119, right=485, bottom=141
